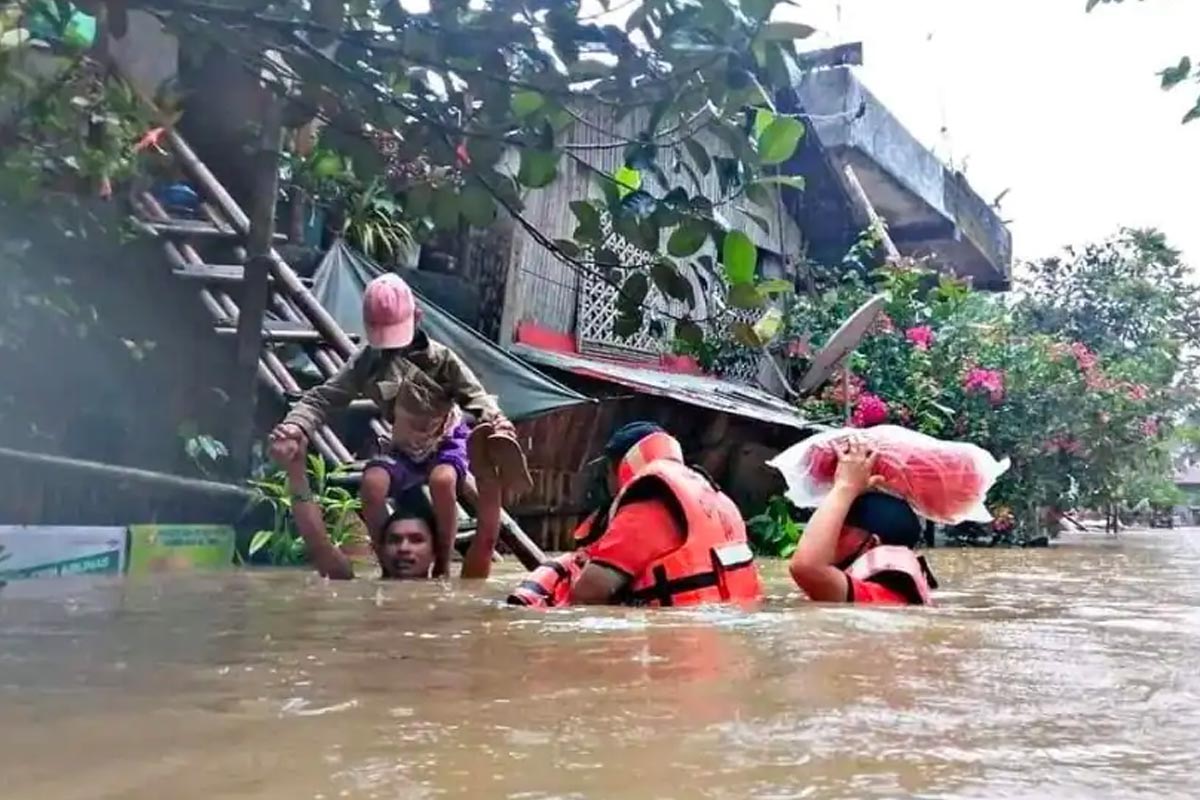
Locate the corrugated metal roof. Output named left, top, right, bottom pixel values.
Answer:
left=1176, top=463, right=1200, bottom=486
left=512, top=345, right=819, bottom=432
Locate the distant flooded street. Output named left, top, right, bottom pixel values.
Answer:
left=3, top=531, right=1199, bottom=800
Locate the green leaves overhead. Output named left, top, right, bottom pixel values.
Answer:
left=518, top=149, right=559, bottom=188
left=511, top=90, right=546, bottom=119
left=667, top=218, right=709, bottom=257
left=620, top=271, right=650, bottom=309
left=684, top=139, right=712, bottom=176
left=728, top=282, right=765, bottom=310
left=460, top=183, right=497, bottom=226
left=651, top=258, right=696, bottom=306
left=139, top=0, right=821, bottom=343
left=756, top=174, right=807, bottom=191
left=1159, top=57, right=1192, bottom=90
left=570, top=200, right=602, bottom=243
left=675, top=319, right=705, bottom=347
left=722, top=231, right=757, bottom=285
left=431, top=185, right=460, bottom=230
left=757, top=116, right=806, bottom=165
left=613, top=165, right=642, bottom=199
left=1087, top=1, right=1197, bottom=125
left=758, top=21, right=817, bottom=42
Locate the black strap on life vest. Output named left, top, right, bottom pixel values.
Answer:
left=544, top=558, right=571, bottom=581
left=627, top=560, right=755, bottom=607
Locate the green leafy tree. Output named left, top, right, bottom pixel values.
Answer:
left=779, top=231, right=1193, bottom=542
left=42, top=0, right=820, bottom=338
left=1015, top=229, right=1200, bottom=385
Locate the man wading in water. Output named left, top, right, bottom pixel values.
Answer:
left=268, top=273, right=530, bottom=578
left=277, top=445, right=496, bottom=580
left=509, top=421, right=764, bottom=607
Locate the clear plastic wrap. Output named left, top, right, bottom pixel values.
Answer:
left=768, top=425, right=1010, bottom=524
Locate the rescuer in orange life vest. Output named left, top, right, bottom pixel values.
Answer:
left=508, top=421, right=764, bottom=608
left=788, top=435, right=938, bottom=605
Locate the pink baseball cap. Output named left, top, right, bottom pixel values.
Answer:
left=363, top=273, right=416, bottom=348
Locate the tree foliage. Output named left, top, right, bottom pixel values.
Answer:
left=762, top=230, right=1195, bottom=541
left=1015, top=228, right=1200, bottom=388
left=82, top=0, right=817, bottom=335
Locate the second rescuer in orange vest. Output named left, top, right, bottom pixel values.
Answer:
left=510, top=421, right=764, bottom=607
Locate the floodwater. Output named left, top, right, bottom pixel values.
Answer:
left=2, top=532, right=1199, bottom=800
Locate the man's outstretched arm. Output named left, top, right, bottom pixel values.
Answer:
left=285, top=459, right=355, bottom=580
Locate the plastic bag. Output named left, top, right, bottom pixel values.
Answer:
left=767, top=425, right=1010, bottom=524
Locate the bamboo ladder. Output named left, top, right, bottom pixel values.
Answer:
left=130, top=131, right=544, bottom=569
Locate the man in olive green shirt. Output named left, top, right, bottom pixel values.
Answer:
left=269, top=274, right=530, bottom=578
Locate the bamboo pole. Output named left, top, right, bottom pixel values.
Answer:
left=0, top=447, right=253, bottom=501
left=842, top=163, right=902, bottom=262
left=168, top=130, right=358, bottom=358
left=137, top=197, right=349, bottom=466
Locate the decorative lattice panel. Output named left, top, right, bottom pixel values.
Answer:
left=575, top=210, right=690, bottom=357
left=712, top=306, right=763, bottom=384
left=575, top=211, right=763, bottom=385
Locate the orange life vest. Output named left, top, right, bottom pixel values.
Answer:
left=583, top=432, right=763, bottom=608
left=845, top=545, right=935, bottom=606
left=506, top=552, right=586, bottom=608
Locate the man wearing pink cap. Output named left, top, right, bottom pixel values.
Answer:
left=268, top=273, right=531, bottom=578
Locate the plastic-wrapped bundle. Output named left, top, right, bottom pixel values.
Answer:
left=768, top=426, right=1010, bottom=524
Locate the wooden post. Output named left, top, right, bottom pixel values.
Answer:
left=842, top=164, right=902, bottom=262
left=228, top=98, right=283, bottom=476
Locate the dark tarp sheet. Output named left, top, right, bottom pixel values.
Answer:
left=298, top=239, right=590, bottom=422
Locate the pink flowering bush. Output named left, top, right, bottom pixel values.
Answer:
left=905, top=325, right=935, bottom=351
left=851, top=392, right=890, bottom=427
left=963, top=367, right=1005, bottom=404
left=781, top=252, right=1192, bottom=542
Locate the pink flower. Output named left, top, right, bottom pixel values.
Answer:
left=963, top=367, right=1005, bottom=404
left=851, top=392, right=890, bottom=428
left=1070, top=342, right=1098, bottom=372
left=905, top=325, right=935, bottom=351
left=1140, top=417, right=1160, bottom=438
left=1126, top=383, right=1150, bottom=402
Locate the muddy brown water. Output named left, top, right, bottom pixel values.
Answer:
left=2, top=531, right=1199, bottom=800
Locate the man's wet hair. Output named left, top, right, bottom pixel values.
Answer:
left=384, top=487, right=437, bottom=534
left=845, top=491, right=923, bottom=548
